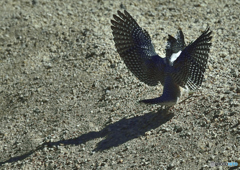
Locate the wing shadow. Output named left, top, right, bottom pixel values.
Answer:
left=0, top=108, right=173, bottom=165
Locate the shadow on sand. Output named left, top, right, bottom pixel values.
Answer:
left=0, top=108, right=173, bottom=165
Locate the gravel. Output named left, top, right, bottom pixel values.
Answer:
left=0, top=0, right=239, bottom=169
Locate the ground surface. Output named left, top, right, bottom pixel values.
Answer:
left=0, top=0, right=240, bottom=169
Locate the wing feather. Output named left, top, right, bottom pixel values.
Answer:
left=172, top=27, right=212, bottom=90
left=111, top=10, right=165, bottom=86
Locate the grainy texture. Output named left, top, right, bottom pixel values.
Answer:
left=0, top=0, right=239, bottom=169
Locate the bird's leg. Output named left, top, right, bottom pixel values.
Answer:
left=178, top=93, right=199, bottom=105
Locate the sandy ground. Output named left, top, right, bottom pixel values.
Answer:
left=0, top=0, right=239, bottom=169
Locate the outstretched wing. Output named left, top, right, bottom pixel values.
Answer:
left=171, top=27, right=212, bottom=90
left=111, top=10, right=165, bottom=86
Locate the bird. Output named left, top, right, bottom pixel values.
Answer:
left=110, top=10, right=212, bottom=106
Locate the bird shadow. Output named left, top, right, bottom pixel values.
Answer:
left=0, top=108, right=173, bottom=165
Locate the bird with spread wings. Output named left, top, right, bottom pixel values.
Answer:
left=111, top=10, right=212, bottom=106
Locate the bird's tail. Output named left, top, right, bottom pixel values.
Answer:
left=140, top=75, right=180, bottom=106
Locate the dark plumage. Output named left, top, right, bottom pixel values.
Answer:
left=111, top=10, right=212, bottom=105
